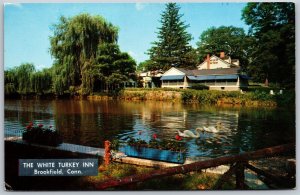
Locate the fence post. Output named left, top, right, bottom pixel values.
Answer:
left=235, top=161, right=245, bottom=189
left=104, top=140, right=111, bottom=166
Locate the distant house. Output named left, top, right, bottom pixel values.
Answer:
left=160, top=52, right=249, bottom=91
left=197, top=52, right=239, bottom=70
left=139, top=70, right=164, bottom=88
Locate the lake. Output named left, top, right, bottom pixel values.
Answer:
left=4, top=99, right=295, bottom=158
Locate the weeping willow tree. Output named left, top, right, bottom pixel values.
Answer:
left=50, top=13, right=119, bottom=95
left=4, top=68, right=18, bottom=95
left=5, top=63, right=53, bottom=96
left=30, top=68, right=53, bottom=94
left=15, top=63, right=35, bottom=94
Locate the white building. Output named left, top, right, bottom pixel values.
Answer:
left=197, top=52, right=240, bottom=70
left=139, top=70, right=164, bottom=88
left=160, top=53, right=249, bottom=91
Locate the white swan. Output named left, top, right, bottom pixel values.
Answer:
left=177, top=127, right=203, bottom=138
left=203, top=122, right=223, bottom=133
left=203, top=126, right=218, bottom=133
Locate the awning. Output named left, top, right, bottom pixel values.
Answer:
left=188, top=74, right=238, bottom=81
left=216, top=75, right=239, bottom=80
left=160, top=75, right=185, bottom=81
left=239, top=75, right=251, bottom=80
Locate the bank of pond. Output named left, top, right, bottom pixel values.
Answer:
left=5, top=88, right=295, bottom=108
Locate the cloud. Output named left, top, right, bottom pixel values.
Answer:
left=5, top=3, right=23, bottom=9
left=135, top=3, right=147, bottom=11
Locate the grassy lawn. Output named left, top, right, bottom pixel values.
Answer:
left=82, top=162, right=235, bottom=190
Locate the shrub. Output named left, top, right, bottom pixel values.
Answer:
left=190, top=84, right=209, bottom=90
left=22, top=123, right=63, bottom=146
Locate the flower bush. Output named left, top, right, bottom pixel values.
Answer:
left=22, top=122, right=63, bottom=146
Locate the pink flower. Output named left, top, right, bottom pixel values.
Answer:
left=26, top=125, right=31, bottom=130
left=49, top=125, right=52, bottom=128
left=38, top=124, right=43, bottom=128
left=175, top=134, right=182, bottom=141
left=152, top=134, right=158, bottom=139
left=138, top=131, right=142, bottom=135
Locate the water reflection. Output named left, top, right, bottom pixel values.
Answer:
left=4, top=99, right=295, bottom=158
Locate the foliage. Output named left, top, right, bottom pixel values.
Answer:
left=4, top=64, right=53, bottom=96
left=241, top=3, right=295, bottom=87
left=22, top=122, right=63, bottom=146
left=30, top=68, right=52, bottom=94
left=181, top=89, right=277, bottom=105
left=49, top=13, right=136, bottom=95
left=148, top=3, right=196, bottom=71
left=196, top=26, right=253, bottom=69
left=50, top=13, right=118, bottom=90
left=4, top=69, right=18, bottom=95
left=120, top=88, right=292, bottom=107
left=50, top=14, right=135, bottom=94
left=119, top=88, right=182, bottom=101
left=274, top=90, right=295, bottom=107
left=15, top=63, right=35, bottom=94
left=110, top=139, right=120, bottom=151
left=87, top=162, right=154, bottom=184
left=190, top=84, right=209, bottom=90
left=136, top=60, right=154, bottom=72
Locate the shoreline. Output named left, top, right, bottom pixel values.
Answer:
left=5, top=88, right=296, bottom=108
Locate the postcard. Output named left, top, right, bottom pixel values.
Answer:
left=3, top=1, right=296, bottom=191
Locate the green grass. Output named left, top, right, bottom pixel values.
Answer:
left=85, top=162, right=154, bottom=184
left=83, top=162, right=237, bottom=190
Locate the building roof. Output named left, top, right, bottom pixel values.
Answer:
left=187, top=74, right=239, bottom=81
left=160, top=75, right=185, bottom=81
left=176, top=67, right=241, bottom=76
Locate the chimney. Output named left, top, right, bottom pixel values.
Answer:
left=206, top=54, right=210, bottom=69
left=220, top=52, right=225, bottom=59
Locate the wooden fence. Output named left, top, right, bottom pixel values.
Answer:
left=95, top=143, right=295, bottom=190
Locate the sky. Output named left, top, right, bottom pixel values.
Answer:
left=4, top=2, right=249, bottom=70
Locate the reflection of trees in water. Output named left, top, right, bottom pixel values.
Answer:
left=234, top=108, right=295, bottom=153
left=5, top=100, right=54, bottom=137
left=53, top=100, right=135, bottom=147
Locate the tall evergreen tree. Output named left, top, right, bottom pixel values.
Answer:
left=148, top=3, right=196, bottom=71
